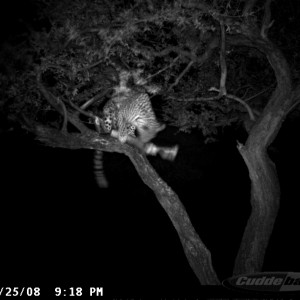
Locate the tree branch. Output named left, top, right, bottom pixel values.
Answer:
left=35, top=125, right=220, bottom=285
left=36, top=71, right=89, bottom=134
left=227, top=33, right=295, bottom=275
left=209, top=87, right=256, bottom=120
left=146, top=56, right=180, bottom=81
left=138, top=37, right=218, bottom=65
left=78, top=88, right=110, bottom=112
left=168, top=60, right=194, bottom=91
left=219, top=20, right=227, bottom=96
left=244, top=84, right=275, bottom=102
left=226, top=94, right=255, bottom=121
left=261, top=0, right=274, bottom=39
left=69, top=99, right=96, bottom=119
left=122, top=143, right=220, bottom=285
left=243, top=0, right=258, bottom=16
left=139, top=45, right=197, bottom=60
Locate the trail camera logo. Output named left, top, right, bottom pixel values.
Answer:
left=223, top=272, right=300, bottom=293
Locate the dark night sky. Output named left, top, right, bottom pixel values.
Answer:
left=0, top=0, right=300, bottom=297
left=0, top=1, right=31, bottom=38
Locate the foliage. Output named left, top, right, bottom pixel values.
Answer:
left=0, top=0, right=298, bottom=138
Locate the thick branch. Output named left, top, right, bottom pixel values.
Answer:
left=227, top=33, right=294, bottom=274
left=80, top=88, right=111, bottom=110
left=235, top=143, right=280, bottom=274
left=34, top=125, right=219, bottom=284
left=228, top=36, right=293, bottom=130
left=123, top=142, right=220, bottom=285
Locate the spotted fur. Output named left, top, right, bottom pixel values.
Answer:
left=114, top=91, right=165, bottom=144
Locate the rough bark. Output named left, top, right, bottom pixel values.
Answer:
left=34, top=126, right=220, bottom=285
left=124, top=142, right=220, bottom=285
left=228, top=35, right=296, bottom=274
left=234, top=143, right=280, bottom=274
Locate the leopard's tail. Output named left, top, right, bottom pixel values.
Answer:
left=94, top=150, right=109, bottom=188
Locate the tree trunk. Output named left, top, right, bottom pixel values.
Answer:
left=234, top=143, right=280, bottom=274
left=231, top=35, right=295, bottom=274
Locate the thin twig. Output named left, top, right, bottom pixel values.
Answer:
left=146, top=56, right=180, bottom=81
left=261, top=0, right=274, bottom=38
left=244, top=85, right=274, bottom=102
left=36, top=67, right=88, bottom=133
left=227, top=94, right=255, bottom=120
left=219, top=20, right=227, bottom=96
left=243, top=0, right=258, bottom=16
left=169, top=91, right=221, bottom=102
left=60, top=98, right=68, bottom=132
left=234, top=85, right=252, bottom=95
left=286, top=99, right=300, bottom=116
left=168, top=60, right=194, bottom=91
left=173, top=86, right=255, bottom=121
left=139, top=37, right=218, bottom=65
left=77, top=60, right=103, bottom=72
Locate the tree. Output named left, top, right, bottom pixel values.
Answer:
left=1, top=0, right=300, bottom=286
